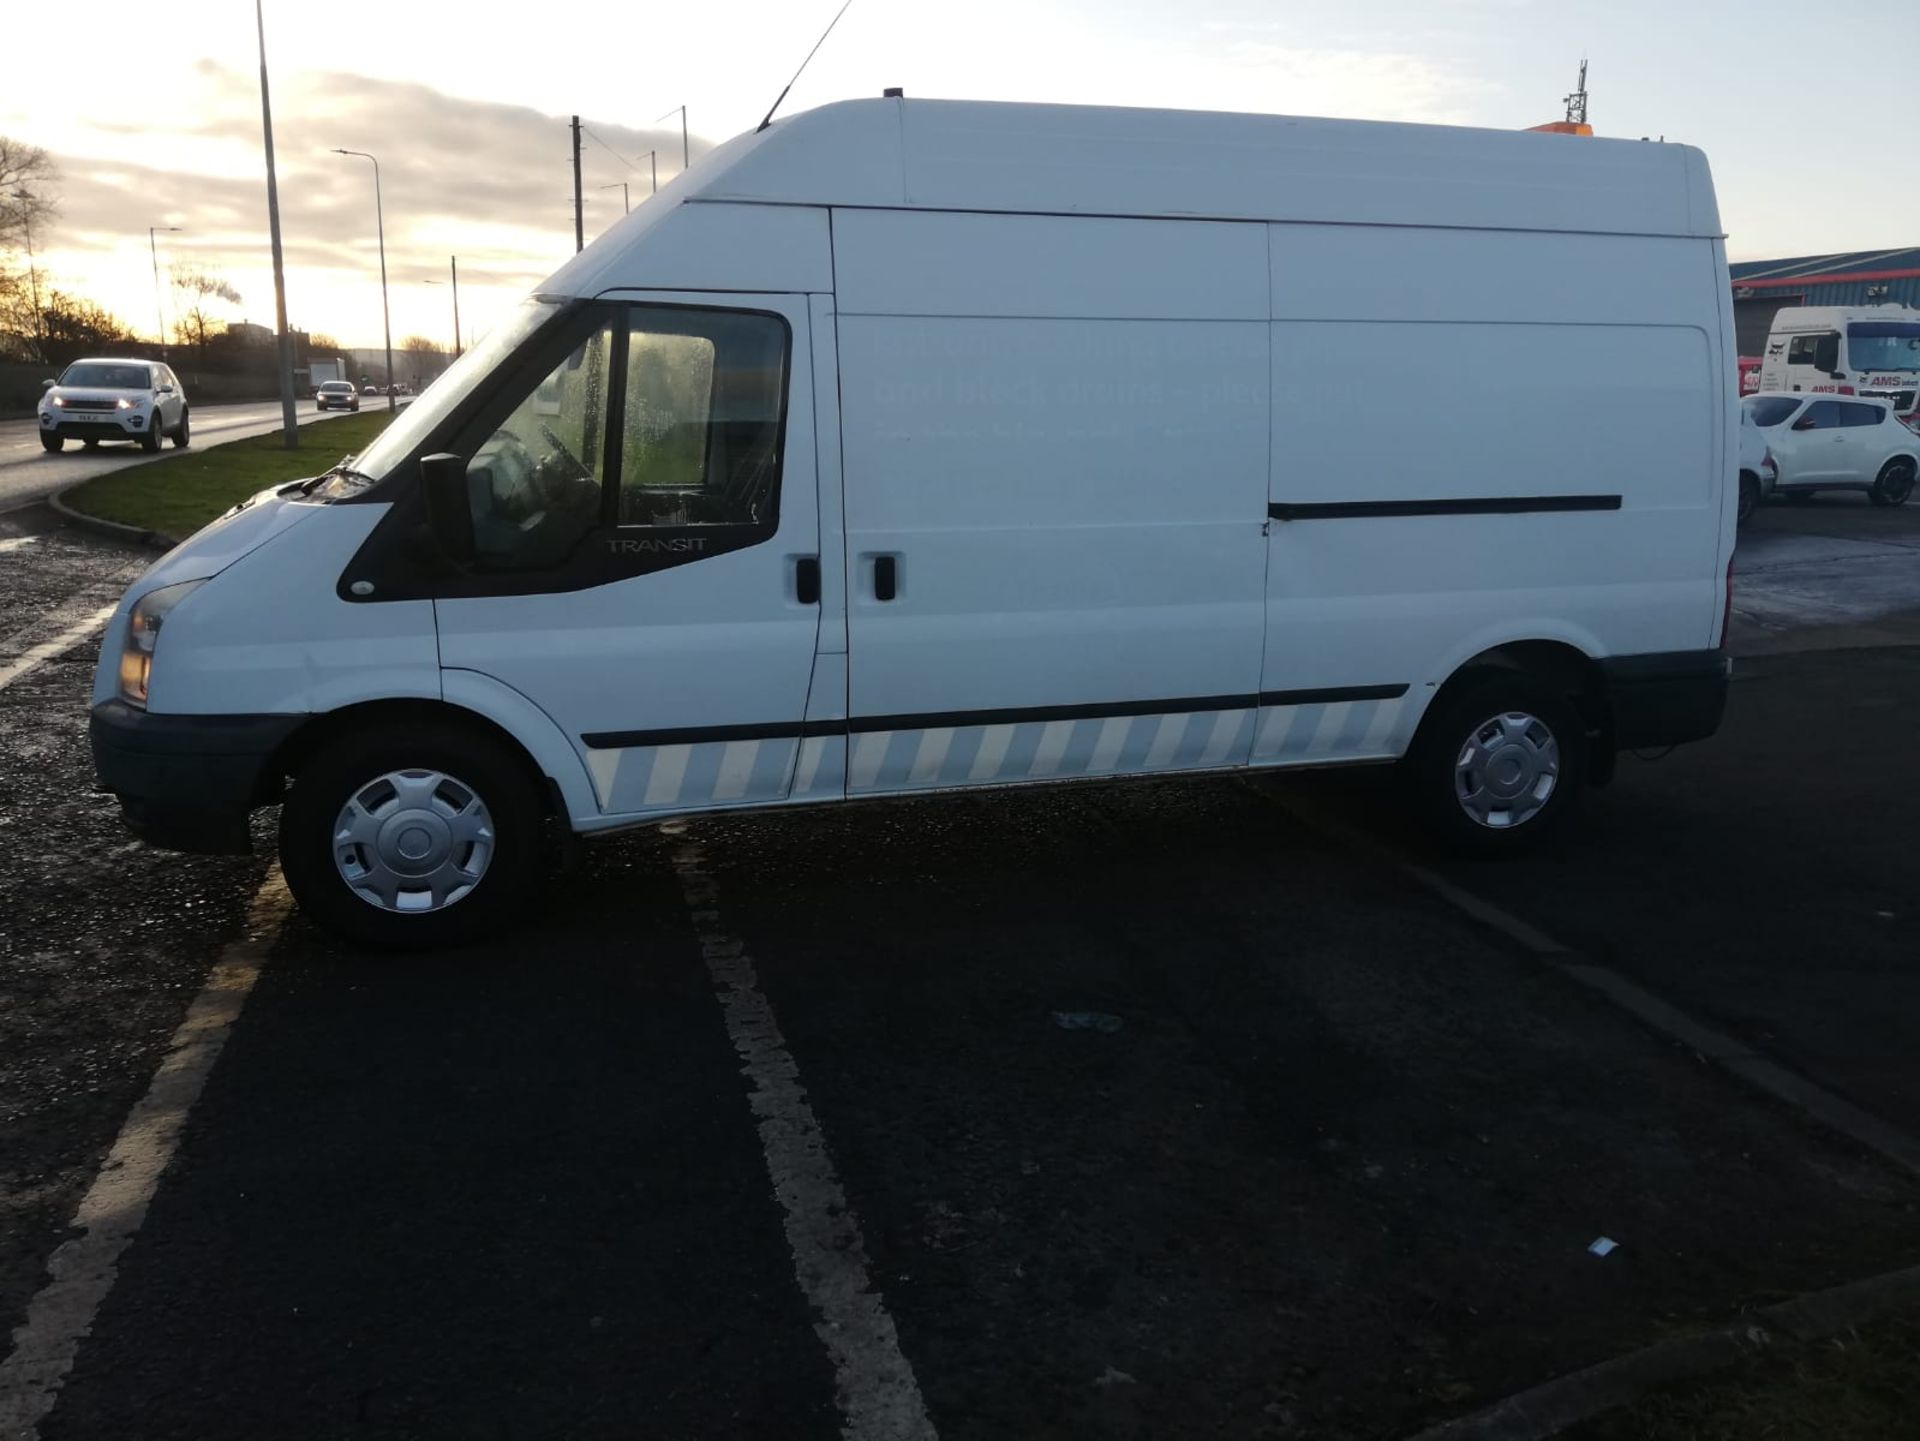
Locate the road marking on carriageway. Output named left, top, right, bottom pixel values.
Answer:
left=0, top=588, right=124, bottom=693
left=0, top=867, right=292, bottom=1439
left=668, top=833, right=937, bottom=1441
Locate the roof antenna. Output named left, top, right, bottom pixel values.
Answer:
left=757, top=0, right=856, bottom=133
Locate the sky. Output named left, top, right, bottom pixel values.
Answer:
left=0, top=0, right=1900, bottom=351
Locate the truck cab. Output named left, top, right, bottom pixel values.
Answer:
left=1757, top=305, right=1920, bottom=420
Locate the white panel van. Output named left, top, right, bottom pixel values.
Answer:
left=88, top=98, right=1736, bottom=947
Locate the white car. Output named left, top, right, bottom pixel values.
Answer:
left=1741, top=393, right=1918, bottom=506
left=1737, top=408, right=1778, bottom=525
left=315, top=380, right=360, bottom=412
left=39, top=358, right=190, bottom=454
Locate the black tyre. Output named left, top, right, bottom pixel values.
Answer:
left=1870, top=457, right=1915, bottom=507
left=279, top=720, right=546, bottom=950
left=1404, top=672, right=1587, bottom=854
left=172, top=409, right=190, bottom=448
left=139, top=423, right=162, bottom=453
left=1737, top=471, right=1759, bottom=525
left=40, top=434, right=62, bottom=453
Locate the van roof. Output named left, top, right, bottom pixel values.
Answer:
left=1769, top=305, right=1920, bottom=329
left=667, top=97, right=1719, bottom=239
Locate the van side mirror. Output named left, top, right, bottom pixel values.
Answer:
left=420, top=452, right=476, bottom=565
left=1814, top=335, right=1841, bottom=373
left=40, top=379, right=55, bottom=391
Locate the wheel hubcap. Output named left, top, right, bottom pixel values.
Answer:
left=331, top=768, right=495, bottom=913
left=1454, top=711, right=1560, bottom=829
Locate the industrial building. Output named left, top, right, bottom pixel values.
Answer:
left=1729, top=249, right=1920, bottom=355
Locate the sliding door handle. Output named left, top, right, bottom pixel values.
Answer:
left=873, top=554, right=898, bottom=603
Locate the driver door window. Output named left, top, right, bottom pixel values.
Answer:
left=618, top=308, right=787, bottom=528
left=462, top=305, right=788, bottom=572
left=467, top=321, right=613, bottom=568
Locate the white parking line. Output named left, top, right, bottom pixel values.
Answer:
left=1258, top=784, right=1920, bottom=1180
left=0, top=868, right=292, bottom=1439
left=0, top=601, right=119, bottom=693
left=670, top=839, right=936, bottom=1441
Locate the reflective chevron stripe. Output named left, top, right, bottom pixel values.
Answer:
left=580, top=689, right=1412, bottom=816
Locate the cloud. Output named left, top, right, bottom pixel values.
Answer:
left=1212, top=42, right=1491, bottom=126
left=27, top=65, right=705, bottom=341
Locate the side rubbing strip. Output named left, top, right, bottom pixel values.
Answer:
left=582, top=686, right=1407, bottom=751
left=1269, top=495, right=1621, bottom=521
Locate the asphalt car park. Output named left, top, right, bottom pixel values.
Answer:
left=2, top=491, right=1919, bottom=1437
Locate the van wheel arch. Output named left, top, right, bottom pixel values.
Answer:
left=259, top=699, right=563, bottom=817
left=1421, top=641, right=1613, bottom=787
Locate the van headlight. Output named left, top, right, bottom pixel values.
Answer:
left=118, top=580, right=205, bottom=708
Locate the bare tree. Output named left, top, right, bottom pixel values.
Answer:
left=400, top=333, right=447, bottom=387
left=0, top=136, right=59, bottom=258
left=308, top=331, right=342, bottom=354
left=0, top=138, right=59, bottom=360
left=170, top=262, right=243, bottom=356
left=37, top=289, right=135, bottom=367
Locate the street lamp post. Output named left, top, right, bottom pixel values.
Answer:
left=634, top=150, right=658, bottom=194
left=599, top=181, right=629, bottom=215
left=657, top=106, right=689, bottom=171
left=423, top=268, right=460, bottom=360
left=331, top=148, right=394, bottom=411
left=148, top=225, right=181, bottom=357
left=254, top=0, right=298, bottom=447
left=10, top=190, right=43, bottom=364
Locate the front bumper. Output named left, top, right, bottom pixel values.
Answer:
left=42, top=413, right=147, bottom=439
left=1601, top=650, right=1731, bottom=750
left=90, top=699, right=303, bottom=855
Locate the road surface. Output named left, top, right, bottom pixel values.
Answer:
left=0, top=400, right=392, bottom=516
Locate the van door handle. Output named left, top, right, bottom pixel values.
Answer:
left=873, top=554, right=898, bottom=602
left=794, top=556, right=820, bottom=605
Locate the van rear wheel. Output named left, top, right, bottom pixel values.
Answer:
left=1405, top=673, right=1586, bottom=854
left=279, top=721, right=544, bottom=950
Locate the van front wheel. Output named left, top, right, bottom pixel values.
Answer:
left=279, top=721, right=544, bottom=950
left=1406, top=674, right=1586, bottom=854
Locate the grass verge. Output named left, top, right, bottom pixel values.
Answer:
left=1570, top=1307, right=1920, bottom=1441
left=59, top=410, right=395, bottom=539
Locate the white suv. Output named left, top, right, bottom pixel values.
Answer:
left=1741, top=392, right=1918, bottom=506
left=38, top=358, right=190, bottom=454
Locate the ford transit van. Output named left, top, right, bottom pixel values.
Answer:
left=89, top=98, right=1735, bottom=947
